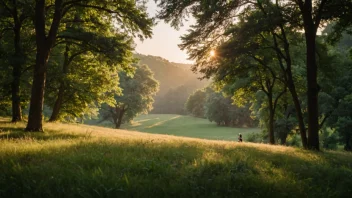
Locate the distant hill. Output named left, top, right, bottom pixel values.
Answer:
left=134, top=54, right=209, bottom=114
left=171, top=62, right=194, bottom=70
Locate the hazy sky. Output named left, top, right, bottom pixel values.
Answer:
left=134, top=1, right=194, bottom=64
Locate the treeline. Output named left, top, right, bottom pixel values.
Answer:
left=185, top=88, right=255, bottom=127
left=156, top=0, right=352, bottom=150
left=0, top=1, right=158, bottom=130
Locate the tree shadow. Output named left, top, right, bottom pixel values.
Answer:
left=0, top=128, right=89, bottom=140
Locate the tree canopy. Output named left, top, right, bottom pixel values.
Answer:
left=156, top=0, right=352, bottom=150
left=99, top=64, right=159, bottom=128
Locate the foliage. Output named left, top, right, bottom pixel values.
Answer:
left=0, top=0, right=155, bottom=130
left=154, top=85, right=195, bottom=115
left=0, top=0, right=36, bottom=121
left=333, top=95, right=352, bottom=151
left=99, top=64, right=159, bottom=128
left=185, top=89, right=207, bottom=118
left=286, top=133, right=302, bottom=147
left=274, top=117, right=296, bottom=145
left=317, top=31, right=352, bottom=151
left=46, top=49, right=122, bottom=119
left=246, top=132, right=265, bottom=143
left=44, top=10, right=137, bottom=121
left=155, top=0, right=352, bottom=150
left=320, top=128, right=339, bottom=150
left=204, top=90, right=254, bottom=127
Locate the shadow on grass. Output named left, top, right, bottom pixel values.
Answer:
left=0, top=120, right=11, bottom=124
left=1, top=137, right=351, bottom=198
left=0, top=129, right=89, bottom=141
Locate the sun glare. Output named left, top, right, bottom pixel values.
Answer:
left=210, top=50, right=215, bottom=57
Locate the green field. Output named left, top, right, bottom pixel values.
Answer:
left=1, top=118, right=352, bottom=197
left=92, top=114, right=260, bottom=141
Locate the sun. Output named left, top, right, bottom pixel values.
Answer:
left=210, top=50, right=215, bottom=57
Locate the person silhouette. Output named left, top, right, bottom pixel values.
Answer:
left=238, top=133, right=243, bottom=142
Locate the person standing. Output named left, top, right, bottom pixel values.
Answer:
left=238, top=133, right=243, bottom=142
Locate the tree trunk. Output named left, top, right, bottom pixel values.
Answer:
left=287, top=81, right=308, bottom=149
left=268, top=93, right=275, bottom=145
left=345, top=134, right=352, bottom=151
left=306, top=35, right=319, bottom=150
left=11, top=7, right=22, bottom=122
left=272, top=26, right=308, bottom=149
left=11, top=62, right=22, bottom=122
left=49, top=84, right=65, bottom=122
left=26, top=0, right=63, bottom=132
left=115, top=109, right=125, bottom=129
left=49, top=44, right=70, bottom=122
left=302, top=6, right=320, bottom=150
left=280, top=136, right=287, bottom=145
left=25, top=47, right=49, bottom=131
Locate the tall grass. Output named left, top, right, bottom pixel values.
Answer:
left=0, top=118, right=351, bottom=197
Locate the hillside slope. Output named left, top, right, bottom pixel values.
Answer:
left=1, top=118, right=352, bottom=197
left=135, top=54, right=208, bottom=114
left=135, top=54, right=194, bottom=96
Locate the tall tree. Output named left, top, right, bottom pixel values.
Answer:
left=26, top=0, right=153, bottom=131
left=45, top=12, right=135, bottom=122
left=0, top=0, right=33, bottom=122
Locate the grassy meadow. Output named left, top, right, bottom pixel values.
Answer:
left=88, top=114, right=261, bottom=141
left=1, top=117, right=352, bottom=197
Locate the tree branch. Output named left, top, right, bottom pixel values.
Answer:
left=273, top=88, right=287, bottom=113
left=319, top=111, right=332, bottom=130
left=314, top=0, right=327, bottom=32
left=0, top=0, right=12, bottom=14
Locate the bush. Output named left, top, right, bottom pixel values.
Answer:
left=246, top=132, right=264, bottom=143
left=286, top=133, right=301, bottom=147
left=320, top=128, right=339, bottom=150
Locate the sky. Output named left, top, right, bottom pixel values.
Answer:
left=134, top=1, right=194, bottom=64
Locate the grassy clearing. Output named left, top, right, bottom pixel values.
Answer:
left=1, top=118, right=352, bottom=197
left=88, top=114, right=260, bottom=141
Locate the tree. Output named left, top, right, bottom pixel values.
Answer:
left=204, top=88, right=254, bottom=127
left=45, top=44, right=124, bottom=122
left=100, top=64, right=159, bottom=129
left=155, top=0, right=305, bottom=146
left=185, top=89, right=207, bottom=118
left=25, top=0, right=153, bottom=131
left=181, top=6, right=307, bottom=145
left=322, top=52, right=352, bottom=151
left=45, top=11, right=136, bottom=122
left=214, top=12, right=294, bottom=144
left=0, top=0, right=34, bottom=122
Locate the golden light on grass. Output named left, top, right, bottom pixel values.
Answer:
left=1, top=117, right=352, bottom=197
